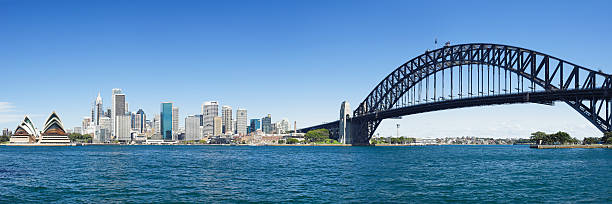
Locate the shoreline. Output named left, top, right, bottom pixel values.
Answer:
left=530, top=144, right=612, bottom=149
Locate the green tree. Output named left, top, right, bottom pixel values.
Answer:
left=602, top=132, right=612, bottom=144
left=0, top=135, right=9, bottom=143
left=286, top=138, right=299, bottom=144
left=530, top=131, right=547, bottom=144
left=583, top=137, right=600, bottom=144
left=304, top=129, right=330, bottom=143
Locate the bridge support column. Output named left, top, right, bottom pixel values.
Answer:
left=339, top=101, right=352, bottom=144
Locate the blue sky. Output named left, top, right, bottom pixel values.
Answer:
left=1, top=0, right=611, bottom=138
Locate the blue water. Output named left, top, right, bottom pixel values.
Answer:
left=0, top=145, right=610, bottom=203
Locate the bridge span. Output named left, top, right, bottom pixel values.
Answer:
left=298, top=43, right=612, bottom=145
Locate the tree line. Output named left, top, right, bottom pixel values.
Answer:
left=531, top=131, right=612, bottom=145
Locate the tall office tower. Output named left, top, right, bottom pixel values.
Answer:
left=95, top=92, right=103, bottom=125
left=202, top=101, right=218, bottom=136
left=153, top=114, right=161, bottom=134
left=111, top=88, right=123, bottom=139
left=249, top=119, right=261, bottom=133
left=213, top=116, right=222, bottom=136
left=112, top=90, right=126, bottom=140
left=221, top=106, right=232, bottom=134
left=161, top=102, right=173, bottom=141
left=262, top=114, right=272, bottom=134
left=105, top=108, right=111, bottom=118
left=116, top=115, right=131, bottom=142
left=185, top=115, right=201, bottom=141
left=236, top=109, right=247, bottom=135
left=172, top=106, right=179, bottom=137
left=125, top=102, right=129, bottom=114
left=135, top=109, right=146, bottom=134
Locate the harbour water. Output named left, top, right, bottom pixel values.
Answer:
left=0, top=145, right=610, bottom=203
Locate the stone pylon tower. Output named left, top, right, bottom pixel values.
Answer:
left=339, top=101, right=352, bottom=144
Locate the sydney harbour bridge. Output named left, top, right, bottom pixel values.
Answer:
left=298, top=43, right=612, bottom=145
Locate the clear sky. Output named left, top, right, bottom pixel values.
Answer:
left=1, top=0, right=611, bottom=139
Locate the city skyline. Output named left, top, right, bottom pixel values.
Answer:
left=1, top=0, right=611, bottom=139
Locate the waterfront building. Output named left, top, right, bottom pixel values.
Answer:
left=153, top=114, right=161, bottom=134
left=95, top=92, right=103, bottom=125
left=222, top=106, right=232, bottom=134
left=39, top=112, right=70, bottom=144
left=249, top=119, right=261, bottom=133
left=262, top=114, right=272, bottom=134
left=9, top=116, right=39, bottom=143
left=111, top=88, right=123, bottom=139
left=236, top=109, right=247, bottom=135
left=185, top=115, right=201, bottom=141
left=172, top=106, right=179, bottom=138
left=202, top=101, right=218, bottom=137
left=116, top=115, right=131, bottom=142
left=161, top=102, right=173, bottom=141
left=213, top=116, right=222, bottom=136
left=135, top=109, right=146, bottom=134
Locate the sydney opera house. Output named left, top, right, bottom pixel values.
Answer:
left=9, top=112, right=71, bottom=144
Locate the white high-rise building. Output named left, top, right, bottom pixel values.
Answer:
left=95, top=92, right=103, bottom=125
left=273, top=119, right=290, bottom=134
left=82, top=117, right=92, bottom=134
left=236, top=108, right=247, bottom=135
left=153, top=114, right=161, bottom=134
left=116, top=115, right=131, bottom=142
left=172, top=106, right=179, bottom=138
left=95, top=116, right=111, bottom=143
left=185, top=115, right=201, bottom=141
left=222, top=105, right=232, bottom=134
left=202, top=101, right=218, bottom=137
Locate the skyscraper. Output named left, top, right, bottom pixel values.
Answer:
left=95, top=92, right=103, bottom=125
left=112, top=92, right=125, bottom=140
left=161, top=102, right=173, bottom=141
left=202, top=101, right=218, bottom=137
left=262, top=114, right=272, bottom=134
left=185, top=115, right=201, bottom=141
left=135, top=109, right=146, bottom=134
left=236, top=108, right=247, bottom=135
left=172, top=106, right=179, bottom=138
left=111, top=88, right=123, bottom=139
left=213, top=116, right=222, bottom=136
left=249, top=119, right=261, bottom=133
left=222, top=105, right=232, bottom=134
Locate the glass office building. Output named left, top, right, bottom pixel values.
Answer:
left=161, top=102, right=173, bottom=140
left=249, top=119, right=261, bottom=133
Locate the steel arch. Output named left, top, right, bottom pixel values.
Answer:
left=352, top=43, right=612, bottom=142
